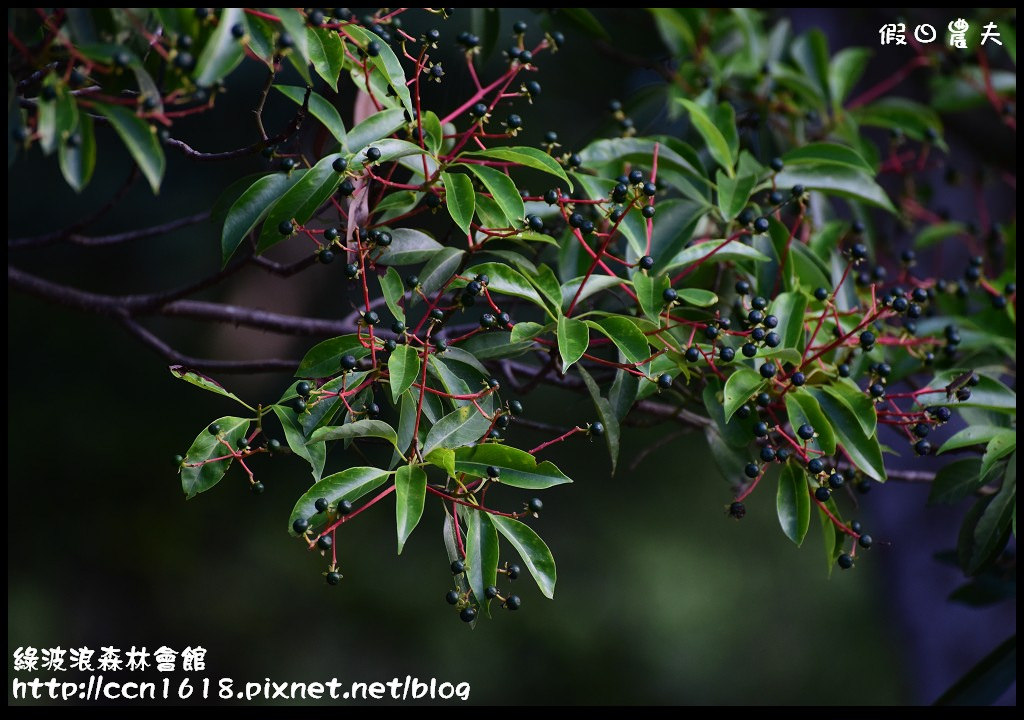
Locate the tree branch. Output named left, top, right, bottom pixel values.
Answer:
left=9, top=211, right=210, bottom=249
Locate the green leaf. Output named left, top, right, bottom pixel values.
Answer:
left=828, top=47, right=872, bottom=108
left=307, top=26, right=345, bottom=90
left=560, top=275, right=624, bottom=312
left=459, top=331, right=534, bottom=361
left=342, top=24, right=413, bottom=118
left=774, top=164, right=894, bottom=212
left=395, top=464, right=427, bottom=554
left=821, top=378, right=877, bottom=436
left=578, top=365, right=621, bottom=474
left=181, top=416, right=250, bottom=498
left=702, top=377, right=749, bottom=449
left=275, top=85, right=345, bottom=144
left=966, top=472, right=1016, bottom=575
left=426, top=447, right=455, bottom=477
left=453, top=263, right=544, bottom=307
left=771, top=291, right=807, bottom=350
left=418, top=247, right=464, bottom=299
left=490, top=516, right=557, bottom=599
left=422, top=404, right=493, bottom=457
left=852, top=98, right=943, bottom=145
left=677, top=288, right=719, bottom=307
left=782, top=142, right=873, bottom=173
left=379, top=267, right=406, bottom=323
left=454, top=444, right=572, bottom=490
left=306, top=419, right=400, bottom=449
left=387, top=344, right=421, bottom=404
left=777, top=463, right=811, bottom=545
left=295, top=334, right=368, bottom=378
left=632, top=272, right=669, bottom=323
left=915, top=221, right=967, bottom=250
left=526, top=264, right=563, bottom=314
left=587, top=317, right=650, bottom=365
left=221, top=171, right=302, bottom=265
left=929, top=370, right=1016, bottom=414
left=929, top=458, right=985, bottom=506
left=461, top=146, right=573, bottom=189
left=58, top=112, right=95, bottom=192
left=256, top=153, right=343, bottom=253
left=510, top=321, right=546, bottom=343
left=465, top=509, right=500, bottom=613
left=93, top=103, right=165, bottom=193
left=193, top=7, right=246, bottom=87
left=935, top=635, right=1017, bottom=706
left=465, top=163, right=525, bottom=227
left=939, top=426, right=1012, bottom=455
left=811, top=389, right=886, bottom=481
left=784, top=390, right=837, bottom=456
left=678, top=98, right=734, bottom=174
left=792, top=29, right=831, bottom=107
left=272, top=405, right=325, bottom=481
left=557, top=315, right=589, bottom=370
left=816, top=502, right=847, bottom=576
left=170, top=365, right=253, bottom=410
left=724, top=368, right=765, bottom=422
left=270, top=7, right=310, bottom=65
left=441, top=171, right=475, bottom=237
left=980, top=433, right=1016, bottom=480
left=716, top=170, right=756, bottom=220
left=287, top=466, right=390, bottom=536
left=378, top=228, right=444, bottom=265
left=662, top=238, right=770, bottom=275
left=345, top=107, right=406, bottom=152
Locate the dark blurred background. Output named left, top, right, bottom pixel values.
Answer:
left=8, top=8, right=1015, bottom=705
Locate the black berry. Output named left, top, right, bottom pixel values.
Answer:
left=292, top=518, right=309, bottom=534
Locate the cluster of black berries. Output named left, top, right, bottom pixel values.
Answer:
left=447, top=560, right=523, bottom=622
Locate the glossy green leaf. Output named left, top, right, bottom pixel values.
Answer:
left=828, top=47, right=872, bottom=108
left=510, top=322, right=546, bottom=343
left=929, top=458, right=985, bottom=506
left=343, top=24, right=414, bottom=117
left=980, top=432, right=1016, bottom=480
left=771, top=291, right=807, bottom=350
left=307, top=26, right=345, bottom=90
left=852, top=97, right=943, bottom=144
left=716, top=171, right=756, bottom=220
left=275, top=85, right=345, bottom=144
left=388, top=344, right=421, bottom=404
left=422, top=404, right=492, bottom=457
left=632, top=272, right=669, bottom=323
left=93, top=103, right=165, bottom=193
left=466, top=163, right=524, bottom=227
left=560, top=275, right=624, bottom=312
left=677, top=288, right=719, bottom=307
left=58, top=112, right=95, bottom=192
left=465, top=509, right=500, bottom=612
left=792, top=29, right=831, bottom=106
left=395, top=464, right=427, bottom=554
left=578, top=365, right=621, bottom=474
left=526, top=264, right=563, bottom=314
left=295, top=334, right=368, bottom=378
left=426, top=447, right=456, bottom=477
left=915, top=221, right=967, bottom=250
left=345, top=107, right=406, bottom=152
left=181, top=416, right=250, bottom=498
left=441, top=171, right=475, bottom=237
left=270, top=7, right=310, bottom=65
left=490, top=516, right=557, bottom=599
left=963, top=472, right=1016, bottom=575
left=724, top=368, right=765, bottom=422
left=785, top=390, right=837, bottom=456
left=193, top=7, right=246, bottom=87
left=782, top=142, right=873, bottom=173
left=418, top=247, right=464, bottom=299
left=272, top=405, right=326, bottom=481
left=587, top=317, right=650, bottom=365
left=816, top=501, right=847, bottom=576
left=378, top=267, right=406, bottom=324
left=662, top=238, right=770, bottom=275
left=677, top=98, right=734, bottom=174
left=453, top=263, right=544, bottom=307
left=306, top=419, right=399, bottom=449
left=774, top=163, right=894, bottom=212
left=287, top=466, right=390, bottom=536
left=221, top=171, right=302, bottom=265
left=459, top=331, right=535, bottom=360
left=461, top=146, right=573, bottom=188
left=378, top=228, right=444, bottom=265
left=557, top=315, right=589, bottom=371
left=777, top=463, right=811, bottom=545
left=454, top=444, right=572, bottom=490
left=256, top=153, right=343, bottom=253
left=821, top=378, right=878, bottom=436
left=929, top=370, right=1016, bottom=414
left=170, top=365, right=253, bottom=410
left=939, top=426, right=1012, bottom=455
left=702, top=377, right=749, bottom=449
left=811, top=389, right=886, bottom=481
